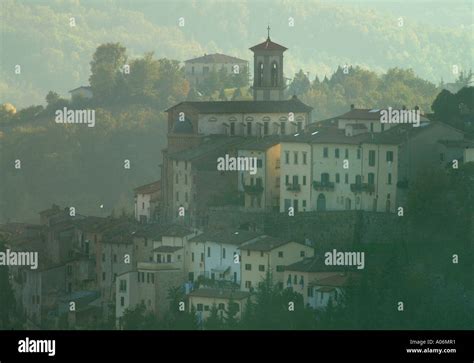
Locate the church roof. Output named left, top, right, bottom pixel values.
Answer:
left=165, top=97, right=312, bottom=114
left=185, top=53, right=247, bottom=64
left=250, top=37, right=288, bottom=52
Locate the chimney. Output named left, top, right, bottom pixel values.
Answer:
left=350, top=104, right=355, bottom=110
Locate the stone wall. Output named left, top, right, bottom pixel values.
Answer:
left=208, top=207, right=407, bottom=249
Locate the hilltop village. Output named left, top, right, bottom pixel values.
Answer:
left=2, top=32, right=473, bottom=330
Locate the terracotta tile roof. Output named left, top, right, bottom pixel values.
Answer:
left=240, top=235, right=293, bottom=252
left=165, top=97, right=312, bottom=113
left=153, top=245, right=183, bottom=253
left=250, top=38, right=288, bottom=52
left=134, top=180, right=161, bottom=194
left=310, top=272, right=360, bottom=288
left=185, top=53, right=247, bottom=64
left=285, top=256, right=347, bottom=273
left=189, top=229, right=261, bottom=246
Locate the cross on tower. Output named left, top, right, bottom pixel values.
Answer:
left=267, top=25, right=270, bottom=39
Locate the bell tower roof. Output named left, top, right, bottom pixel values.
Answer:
left=250, top=27, right=287, bottom=52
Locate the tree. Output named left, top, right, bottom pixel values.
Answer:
left=288, top=69, right=311, bottom=96
left=223, top=298, right=239, bottom=329
left=89, top=43, right=127, bottom=104
left=0, top=240, right=16, bottom=329
left=205, top=303, right=223, bottom=330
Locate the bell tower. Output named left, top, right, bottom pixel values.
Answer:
left=250, top=26, right=287, bottom=101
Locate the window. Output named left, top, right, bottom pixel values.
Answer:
left=157, top=254, right=162, bottom=263
left=102, top=253, right=105, bottom=262
left=294, top=152, right=298, bottom=164
left=368, top=173, right=375, bottom=185
left=336, top=173, right=340, bottom=183
left=207, top=247, right=211, bottom=257
left=386, top=151, right=393, bottom=162
left=142, top=202, right=145, bottom=210
left=167, top=254, right=171, bottom=263
left=369, top=150, right=376, bottom=166
left=247, top=122, right=252, bottom=135
left=197, top=304, right=203, bottom=312
left=257, top=62, right=263, bottom=86
left=345, top=149, right=349, bottom=158
left=185, top=161, right=188, bottom=170
left=278, top=251, right=283, bottom=258
left=151, top=274, right=154, bottom=284
left=204, top=305, right=210, bottom=311
left=271, top=61, right=279, bottom=86
left=185, top=192, right=188, bottom=203
left=302, top=200, right=306, bottom=208
left=245, top=264, right=252, bottom=271
left=259, top=265, right=265, bottom=272
left=276, top=265, right=284, bottom=272
left=323, top=147, right=328, bottom=158
left=201, top=253, right=204, bottom=262
left=300, top=251, right=305, bottom=257
left=147, top=273, right=150, bottom=283
left=302, top=175, right=307, bottom=186
left=230, top=122, right=235, bottom=135
left=280, top=122, right=286, bottom=135
left=218, top=303, right=225, bottom=310
left=176, top=192, right=179, bottom=202
left=287, top=274, right=292, bottom=284
left=357, top=148, right=361, bottom=159
left=223, top=248, right=226, bottom=259
left=257, top=159, right=263, bottom=168
left=102, top=272, right=106, bottom=281
left=247, top=250, right=250, bottom=256
left=370, top=123, right=374, bottom=132
left=263, top=122, right=269, bottom=135
left=260, top=251, right=264, bottom=257
left=321, top=173, right=329, bottom=183
left=285, top=175, right=289, bottom=185
left=307, top=287, right=313, bottom=297
left=292, top=175, right=299, bottom=185
left=285, top=151, right=290, bottom=164
left=300, top=276, right=304, bottom=285
left=113, top=254, right=117, bottom=263
left=119, top=280, right=127, bottom=292
left=335, top=148, right=340, bottom=158
left=345, top=173, right=349, bottom=184
left=120, top=297, right=125, bottom=307
left=245, top=281, right=252, bottom=288
left=302, top=152, right=307, bottom=164
left=185, top=174, right=188, bottom=185
left=175, top=174, right=179, bottom=184
left=388, top=173, right=392, bottom=185
left=293, top=275, right=297, bottom=284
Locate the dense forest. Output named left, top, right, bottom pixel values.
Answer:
left=1, top=0, right=473, bottom=107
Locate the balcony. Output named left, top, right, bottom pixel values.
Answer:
left=350, top=183, right=375, bottom=193
left=286, top=183, right=301, bottom=192
left=312, top=181, right=335, bottom=191
left=243, top=184, right=264, bottom=195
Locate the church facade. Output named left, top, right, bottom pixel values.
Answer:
left=161, top=32, right=313, bottom=225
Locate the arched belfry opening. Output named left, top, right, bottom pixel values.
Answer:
left=249, top=26, right=288, bottom=101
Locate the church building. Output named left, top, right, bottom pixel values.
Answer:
left=161, top=30, right=313, bottom=225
